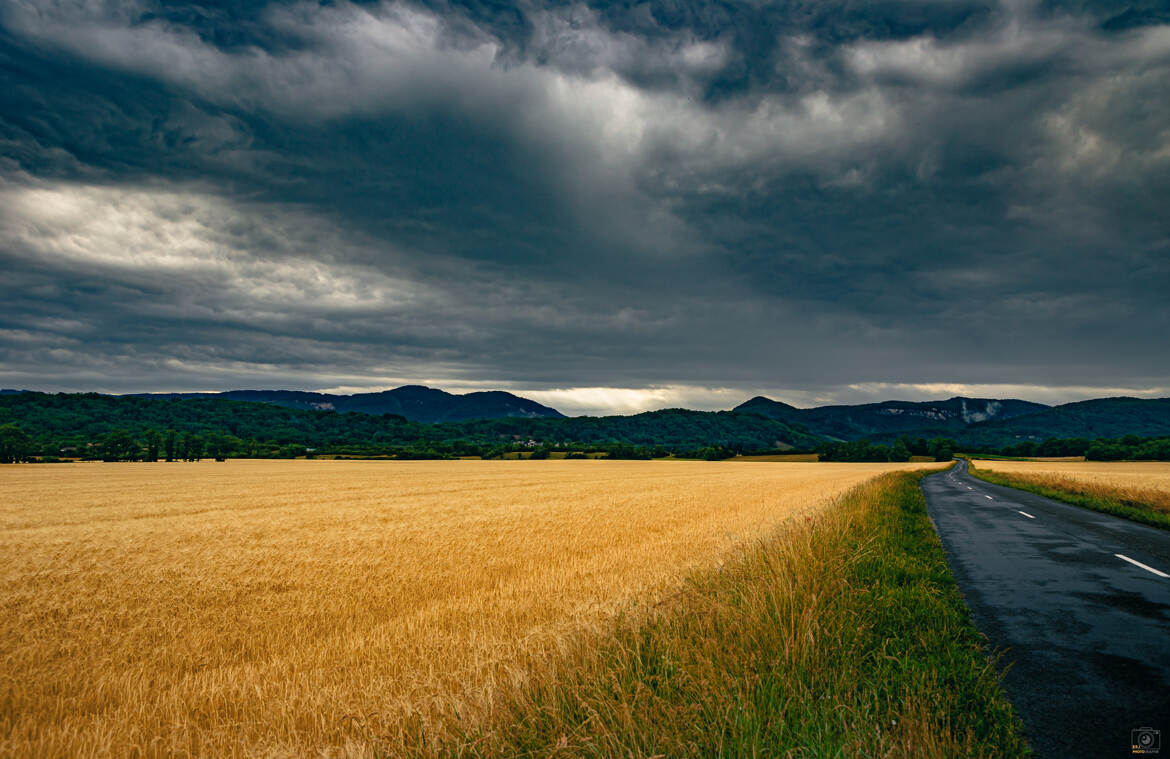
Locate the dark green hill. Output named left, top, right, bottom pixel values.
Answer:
left=0, top=392, right=415, bottom=449
left=132, top=385, right=564, bottom=422
left=732, top=394, right=1170, bottom=448
left=946, top=397, right=1170, bottom=447
left=0, top=392, right=818, bottom=456
left=735, top=396, right=1048, bottom=439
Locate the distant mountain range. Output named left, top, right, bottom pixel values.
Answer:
left=733, top=396, right=1049, bottom=440
left=734, top=394, right=1170, bottom=446
left=927, top=397, right=1170, bottom=447
left=0, top=391, right=817, bottom=452
left=3, top=386, right=1170, bottom=451
left=130, top=386, right=564, bottom=423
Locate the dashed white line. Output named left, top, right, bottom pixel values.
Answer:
left=1017, top=510, right=1035, bottom=519
left=1115, top=554, right=1170, bottom=579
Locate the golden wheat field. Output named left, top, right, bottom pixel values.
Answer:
left=0, top=459, right=942, bottom=758
left=974, top=460, right=1170, bottom=513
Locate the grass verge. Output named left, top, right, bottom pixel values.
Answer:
left=401, top=470, right=1029, bottom=758
left=967, top=462, right=1170, bottom=531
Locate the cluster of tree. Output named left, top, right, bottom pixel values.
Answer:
left=687, top=445, right=737, bottom=461
left=817, top=436, right=955, bottom=463
left=83, top=428, right=254, bottom=462
left=1085, top=436, right=1170, bottom=461
left=972, top=437, right=1092, bottom=458
left=0, top=423, right=33, bottom=463
left=965, top=435, right=1170, bottom=461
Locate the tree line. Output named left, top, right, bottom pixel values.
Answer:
left=970, top=435, right=1170, bottom=461
left=816, top=436, right=956, bottom=463
left=0, top=424, right=248, bottom=463
left=0, top=422, right=744, bottom=463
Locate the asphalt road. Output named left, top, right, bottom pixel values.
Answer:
left=921, top=459, right=1170, bottom=758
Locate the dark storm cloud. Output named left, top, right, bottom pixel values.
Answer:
left=1, top=0, right=1168, bottom=413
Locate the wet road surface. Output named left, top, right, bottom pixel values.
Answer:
left=922, top=460, right=1170, bottom=758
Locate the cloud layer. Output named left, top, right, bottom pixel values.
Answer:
left=2, top=0, right=1168, bottom=413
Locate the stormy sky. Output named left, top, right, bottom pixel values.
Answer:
left=1, top=0, right=1168, bottom=415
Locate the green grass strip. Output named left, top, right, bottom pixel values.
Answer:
left=413, top=471, right=1029, bottom=758
left=967, top=466, right=1170, bottom=532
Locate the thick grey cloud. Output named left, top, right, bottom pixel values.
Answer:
left=1, top=0, right=1168, bottom=413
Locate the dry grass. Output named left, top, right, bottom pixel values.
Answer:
left=972, top=460, right=1170, bottom=516
left=0, top=459, right=940, bottom=758
left=436, top=470, right=1028, bottom=759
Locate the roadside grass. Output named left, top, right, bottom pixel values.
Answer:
left=403, top=469, right=1029, bottom=759
left=967, top=462, right=1170, bottom=531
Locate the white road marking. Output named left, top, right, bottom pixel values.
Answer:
left=985, top=495, right=993, bottom=500
left=1018, top=511, right=1035, bottom=519
left=1115, top=554, right=1170, bottom=579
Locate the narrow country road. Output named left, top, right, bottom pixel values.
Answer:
left=921, top=459, right=1170, bottom=758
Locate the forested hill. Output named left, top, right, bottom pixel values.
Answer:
left=734, top=395, right=1049, bottom=439
left=938, top=397, right=1170, bottom=447
left=733, top=394, right=1170, bottom=447
left=6, top=391, right=1168, bottom=462
left=0, top=392, right=819, bottom=457
left=132, top=385, right=564, bottom=422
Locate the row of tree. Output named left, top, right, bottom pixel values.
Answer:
left=817, top=436, right=956, bottom=463
left=6, top=415, right=1170, bottom=464
left=973, top=435, right=1170, bottom=461
left=1085, top=437, right=1170, bottom=461
left=97, top=429, right=238, bottom=462
left=0, top=424, right=264, bottom=463
left=0, top=422, right=706, bottom=462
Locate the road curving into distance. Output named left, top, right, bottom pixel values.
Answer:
left=922, top=459, right=1170, bottom=759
